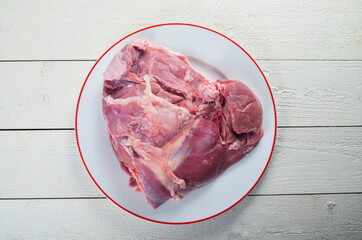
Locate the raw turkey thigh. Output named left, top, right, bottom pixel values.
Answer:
left=102, top=40, right=263, bottom=208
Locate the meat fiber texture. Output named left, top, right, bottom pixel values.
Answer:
left=102, top=40, right=263, bottom=209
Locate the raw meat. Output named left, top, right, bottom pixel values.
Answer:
left=102, top=40, right=263, bottom=208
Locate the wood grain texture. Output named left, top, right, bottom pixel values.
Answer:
left=1, top=195, right=361, bottom=239
left=0, top=60, right=361, bottom=129
left=1, top=0, right=361, bottom=238
left=1, top=128, right=361, bottom=198
left=0, top=0, right=361, bottom=60
left=259, top=60, right=362, bottom=126
left=0, top=61, right=94, bottom=129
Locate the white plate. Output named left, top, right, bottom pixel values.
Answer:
left=75, top=23, right=277, bottom=224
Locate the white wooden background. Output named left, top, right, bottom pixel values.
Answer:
left=1, top=0, right=361, bottom=239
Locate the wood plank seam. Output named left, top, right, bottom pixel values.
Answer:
left=1, top=192, right=362, bottom=201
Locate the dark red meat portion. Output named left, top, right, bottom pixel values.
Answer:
left=102, top=40, right=263, bottom=208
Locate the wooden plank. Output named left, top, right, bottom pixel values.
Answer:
left=1, top=194, right=361, bottom=239
left=258, top=60, right=362, bottom=127
left=0, top=130, right=99, bottom=198
left=0, top=61, right=93, bottom=129
left=1, top=128, right=361, bottom=198
left=0, top=61, right=361, bottom=129
left=252, top=126, right=362, bottom=195
left=0, top=0, right=361, bottom=60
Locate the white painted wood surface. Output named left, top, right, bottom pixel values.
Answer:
left=1, top=195, right=362, bottom=239
left=1, top=61, right=361, bottom=128
left=1, top=128, right=361, bottom=198
left=1, top=0, right=361, bottom=60
left=1, top=0, right=361, bottom=239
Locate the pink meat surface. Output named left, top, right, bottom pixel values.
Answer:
left=102, top=40, right=263, bottom=208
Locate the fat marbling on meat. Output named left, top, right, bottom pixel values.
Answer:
left=102, top=40, right=263, bottom=208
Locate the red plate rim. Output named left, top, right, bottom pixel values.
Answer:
left=75, top=22, right=278, bottom=225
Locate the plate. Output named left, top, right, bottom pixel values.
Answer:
left=75, top=23, right=277, bottom=224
